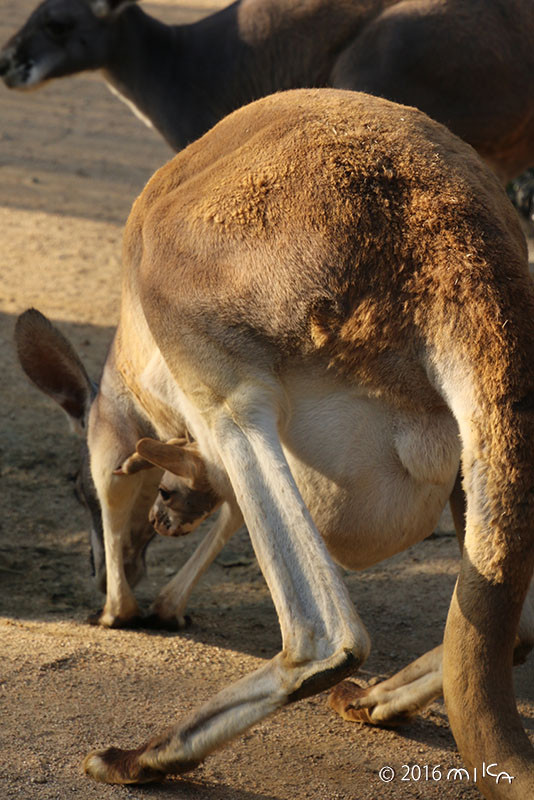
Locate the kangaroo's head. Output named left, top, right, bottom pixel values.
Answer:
left=14, top=308, right=154, bottom=594
left=0, top=0, right=137, bottom=90
left=115, top=437, right=222, bottom=538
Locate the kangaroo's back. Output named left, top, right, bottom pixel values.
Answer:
left=126, top=90, right=532, bottom=402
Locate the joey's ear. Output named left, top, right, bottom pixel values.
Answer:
left=136, top=437, right=205, bottom=482
left=113, top=450, right=154, bottom=476
left=15, top=309, right=94, bottom=429
left=89, top=0, right=138, bottom=18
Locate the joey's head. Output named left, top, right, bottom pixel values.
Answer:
left=14, top=308, right=152, bottom=595
left=0, top=0, right=137, bottom=90
left=116, top=437, right=222, bottom=538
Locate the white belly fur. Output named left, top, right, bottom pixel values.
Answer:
left=136, top=350, right=460, bottom=571
left=280, top=369, right=461, bottom=571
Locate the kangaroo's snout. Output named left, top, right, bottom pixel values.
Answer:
left=0, top=50, right=12, bottom=78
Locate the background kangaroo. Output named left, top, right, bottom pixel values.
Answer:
left=16, top=88, right=534, bottom=798
left=1, top=0, right=534, bottom=184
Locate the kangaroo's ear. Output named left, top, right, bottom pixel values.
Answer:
left=15, top=308, right=94, bottom=432
left=89, top=0, right=138, bottom=19
left=136, top=438, right=206, bottom=482
left=113, top=451, right=154, bottom=476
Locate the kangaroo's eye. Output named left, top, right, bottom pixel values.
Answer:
left=158, top=487, right=172, bottom=502
left=43, top=17, right=75, bottom=39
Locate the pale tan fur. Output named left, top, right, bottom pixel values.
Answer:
left=118, top=435, right=533, bottom=727
left=42, top=88, right=534, bottom=798
left=111, top=425, right=532, bottom=730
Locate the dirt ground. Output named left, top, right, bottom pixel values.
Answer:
left=0, top=2, right=533, bottom=799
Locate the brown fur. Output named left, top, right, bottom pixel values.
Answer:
left=129, top=91, right=532, bottom=409
left=122, top=89, right=534, bottom=600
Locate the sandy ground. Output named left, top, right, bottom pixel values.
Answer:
left=1, top=2, right=533, bottom=799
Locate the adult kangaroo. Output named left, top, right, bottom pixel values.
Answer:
left=15, top=88, right=534, bottom=797
left=1, top=0, right=534, bottom=182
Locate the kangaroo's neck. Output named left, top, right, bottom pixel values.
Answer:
left=103, top=6, right=188, bottom=149
left=102, top=1, right=388, bottom=152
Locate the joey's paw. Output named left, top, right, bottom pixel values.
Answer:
left=143, top=612, right=192, bottom=632
left=329, top=680, right=375, bottom=724
left=329, top=680, right=412, bottom=727
left=86, top=609, right=144, bottom=629
left=83, top=747, right=164, bottom=784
